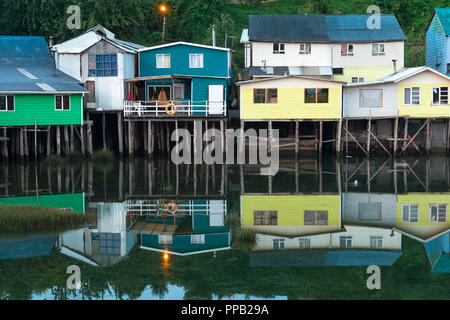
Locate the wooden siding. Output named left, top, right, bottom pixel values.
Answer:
left=426, top=14, right=448, bottom=74
left=397, top=193, right=450, bottom=226
left=0, top=193, right=85, bottom=213
left=334, top=65, right=398, bottom=83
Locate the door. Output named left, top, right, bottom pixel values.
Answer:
left=208, top=85, right=224, bottom=115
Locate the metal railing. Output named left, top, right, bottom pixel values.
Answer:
left=123, top=100, right=227, bottom=117
left=124, top=200, right=227, bottom=216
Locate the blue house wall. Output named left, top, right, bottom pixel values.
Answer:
left=139, top=43, right=231, bottom=102
left=426, top=10, right=449, bottom=75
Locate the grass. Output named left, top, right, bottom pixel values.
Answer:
left=0, top=205, right=87, bottom=233
left=233, top=227, right=257, bottom=252
left=43, top=155, right=64, bottom=167
left=90, top=148, right=114, bottom=163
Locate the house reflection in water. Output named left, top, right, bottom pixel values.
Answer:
left=127, top=199, right=231, bottom=256
left=423, top=231, right=449, bottom=273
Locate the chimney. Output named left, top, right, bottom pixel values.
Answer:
left=49, top=36, right=54, bottom=49
left=392, top=59, right=398, bottom=74
left=212, top=25, right=216, bottom=47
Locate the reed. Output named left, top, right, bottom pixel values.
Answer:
left=0, top=205, right=86, bottom=233
left=91, top=148, right=114, bottom=163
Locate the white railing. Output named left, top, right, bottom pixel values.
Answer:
left=123, top=100, right=226, bottom=117
left=124, top=200, right=227, bottom=216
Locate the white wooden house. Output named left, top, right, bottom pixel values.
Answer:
left=53, top=25, right=145, bottom=111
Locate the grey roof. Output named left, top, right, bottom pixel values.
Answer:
left=0, top=36, right=87, bottom=93
left=250, top=249, right=403, bottom=267
left=248, top=14, right=406, bottom=43
left=249, top=66, right=332, bottom=77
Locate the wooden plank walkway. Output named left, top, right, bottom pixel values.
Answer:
left=128, top=222, right=177, bottom=235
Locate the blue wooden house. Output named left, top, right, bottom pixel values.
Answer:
left=124, top=42, right=232, bottom=117
left=424, top=231, right=449, bottom=273
left=426, top=8, right=450, bottom=75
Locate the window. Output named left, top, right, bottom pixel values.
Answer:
left=359, top=89, right=383, bottom=108
left=253, top=88, right=278, bottom=104
left=304, top=210, right=328, bottom=225
left=370, top=236, right=383, bottom=248
left=432, top=87, right=449, bottom=105
left=55, top=95, right=70, bottom=110
left=191, top=234, right=205, bottom=244
left=92, top=233, right=121, bottom=256
left=332, top=68, right=344, bottom=75
left=340, top=236, right=353, bottom=248
left=304, top=88, right=329, bottom=103
left=351, top=77, right=365, bottom=83
left=404, top=87, right=420, bottom=105
left=430, top=204, right=447, bottom=222
left=158, top=235, right=173, bottom=244
left=254, top=210, right=278, bottom=225
left=189, top=54, right=204, bottom=68
left=273, top=238, right=285, bottom=250
left=88, top=54, right=118, bottom=77
left=358, top=202, right=382, bottom=221
left=273, top=43, right=285, bottom=54
left=0, top=95, right=14, bottom=111
left=298, top=238, right=310, bottom=249
left=299, top=43, right=311, bottom=55
left=341, top=44, right=354, bottom=56
left=372, top=43, right=385, bottom=56
left=402, top=204, right=419, bottom=222
left=156, top=54, right=171, bottom=68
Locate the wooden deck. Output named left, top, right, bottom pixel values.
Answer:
left=128, top=221, right=177, bottom=235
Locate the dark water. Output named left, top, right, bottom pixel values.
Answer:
left=0, top=156, right=449, bottom=300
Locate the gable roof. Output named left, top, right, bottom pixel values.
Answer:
left=138, top=41, right=230, bottom=53
left=0, top=36, right=87, bottom=93
left=248, top=14, right=406, bottom=43
left=236, top=75, right=346, bottom=86
left=427, top=8, right=450, bottom=36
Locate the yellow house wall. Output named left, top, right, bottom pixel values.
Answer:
left=396, top=193, right=450, bottom=226
left=397, top=71, right=450, bottom=118
left=239, top=77, right=342, bottom=120
left=333, top=65, right=399, bottom=84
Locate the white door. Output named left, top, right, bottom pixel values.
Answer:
left=208, top=85, right=224, bottom=115
left=209, top=200, right=225, bottom=227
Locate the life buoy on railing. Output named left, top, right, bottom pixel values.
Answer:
left=166, top=202, right=178, bottom=214
left=165, top=103, right=176, bottom=115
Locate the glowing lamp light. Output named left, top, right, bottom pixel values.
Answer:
left=163, top=252, right=169, bottom=261
left=159, top=5, right=167, bottom=13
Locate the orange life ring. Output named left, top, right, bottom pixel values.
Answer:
left=166, top=202, right=178, bottom=214
left=165, top=103, right=176, bottom=115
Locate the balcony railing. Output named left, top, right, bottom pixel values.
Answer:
left=123, top=100, right=227, bottom=118
left=124, top=200, right=227, bottom=216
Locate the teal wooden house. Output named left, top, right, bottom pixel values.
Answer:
left=426, top=8, right=450, bottom=75
left=124, top=42, right=232, bottom=118
left=0, top=36, right=87, bottom=127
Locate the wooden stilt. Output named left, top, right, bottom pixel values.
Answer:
left=336, top=119, right=342, bottom=155
left=426, top=119, right=432, bottom=153
left=403, top=118, right=409, bottom=151
left=295, top=121, right=299, bottom=156
left=393, top=117, right=399, bottom=157
left=143, top=121, right=148, bottom=155
left=64, top=125, right=69, bottom=155
left=319, top=120, right=323, bottom=157
left=70, top=125, right=74, bottom=153
left=148, top=121, right=152, bottom=157
left=2, top=128, right=8, bottom=159
left=24, top=127, right=29, bottom=158
left=268, top=120, right=272, bottom=154
left=367, top=119, right=371, bottom=154
left=46, top=126, right=51, bottom=156
left=80, top=125, right=85, bottom=155
left=128, top=121, right=134, bottom=157
left=240, top=120, right=245, bottom=155
left=102, top=113, right=107, bottom=150
left=345, top=119, right=349, bottom=155
left=34, top=120, right=38, bottom=159
left=117, top=112, right=124, bottom=154
left=447, top=119, right=450, bottom=154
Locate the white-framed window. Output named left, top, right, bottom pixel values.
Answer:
left=158, top=235, right=173, bottom=244
left=404, top=87, right=420, bottom=105
left=55, top=95, right=70, bottom=110
left=298, top=238, right=310, bottom=249
left=372, top=43, right=385, bottom=56
left=156, top=54, right=171, bottom=68
left=402, top=204, right=419, bottom=222
left=370, top=236, right=383, bottom=248
left=352, top=77, right=365, bottom=83
left=341, top=44, right=354, bottom=56
left=273, top=238, right=285, bottom=250
left=189, top=53, right=204, bottom=68
left=339, top=236, right=353, bottom=248
left=432, top=87, right=449, bottom=105
left=299, top=43, right=311, bottom=55
left=0, top=95, right=15, bottom=111
left=191, top=234, right=205, bottom=244
left=430, top=204, right=447, bottom=223
left=359, top=89, right=383, bottom=108
left=273, top=43, right=285, bottom=54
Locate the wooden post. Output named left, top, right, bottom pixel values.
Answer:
left=319, top=120, right=323, bottom=157
left=393, top=117, right=399, bottom=157
left=102, top=113, right=107, bottom=150
left=34, top=120, right=38, bottom=159
left=56, top=126, right=62, bottom=156
left=403, top=118, right=409, bottom=151
left=426, top=119, right=431, bottom=153
left=2, top=128, right=7, bottom=159
left=345, top=119, right=349, bottom=155
left=268, top=120, right=272, bottom=154
left=64, top=125, right=70, bottom=155
left=367, top=119, right=371, bottom=154
left=23, top=127, right=29, bottom=158
left=148, top=120, right=152, bottom=157
left=240, top=120, right=245, bottom=156
left=117, top=112, right=124, bottom=154
left=447, top=118, right=450, bottom=154
left=80, top=125, right=85, bottom=155
left=295, top=121, right=299, bottom=156
left=143, top=121, right=148, bottom=155
left=46, top=126, right=51, bottom=156
left=86, top=123, right=93, bottom=155
left=70, top=125, right=74, bottom=153
left=336, top=119, right=342, bottom=155
left=128, top=121, right=134, bottom=157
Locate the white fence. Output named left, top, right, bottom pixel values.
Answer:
left=124, top=200, right=227, bottom=216
left=123, top=100, right=227, bottom=117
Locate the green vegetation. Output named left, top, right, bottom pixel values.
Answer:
left=65, top=151, right=84, bottom=163
left=0, top=205, right=86, bottom=233
left=90, top=148, right=114, bottom=163
left=43, top=154, right=64, bottom=167
left=1, top=0, right=448, bottom=70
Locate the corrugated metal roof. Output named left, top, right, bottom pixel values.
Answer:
left=435, top=8, right=450, bottom=36
left=249, top=66, right=332, bottom=77
left=0, top=36, right=87, bottom=93
left=248, top=14, right=406, bottom=43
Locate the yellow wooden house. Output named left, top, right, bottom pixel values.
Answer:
left=240, top=194, right=342, bottom=238
left=394, top=193, right=450, bottom=242
left=237, top=76, right=344, bottom=121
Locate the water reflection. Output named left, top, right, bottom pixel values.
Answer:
left=0, top=156, right=449, bottom=300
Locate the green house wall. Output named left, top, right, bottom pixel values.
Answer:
left=0, top=94, right=83, bottom=126
left=0, top=193, right=85, bottom=213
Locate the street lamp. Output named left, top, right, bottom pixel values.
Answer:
left=159, top=4, right=167, bottom=43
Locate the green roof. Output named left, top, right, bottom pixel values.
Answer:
left=435, top=8, right=450, bottom=36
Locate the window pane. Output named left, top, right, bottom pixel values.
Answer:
left=379, top=44, right=385, bottom=53
left=317, top=211, right=328, bottom=225
left=268, top=89, right=277, bottom=103
left=304, top=211, right=315, bottom=225
left=304, top=89, right=316, bottom=103
left=7, top=96, right=14, bottom=110
left=359, top=202, right=382, bottom=220
left=441, top=87, right=448, bottom=104
left=360, top=89, right=382, bottom=108
left=404, top=88, right=411, bottom=104
left=317, top=89, right=329, bottom=103
left=411, top=87, right=420, bottom=104
left=0, top=96, right=6, bottom=110
left=55, top=96, right=62, bottom=109
left=341, top=44, right=347, bottom=55
left=372, top=44, right=378, bottom=55
left=63, top=95, right=70, bottom=110
left=254, top=89, right=266, bottom=103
